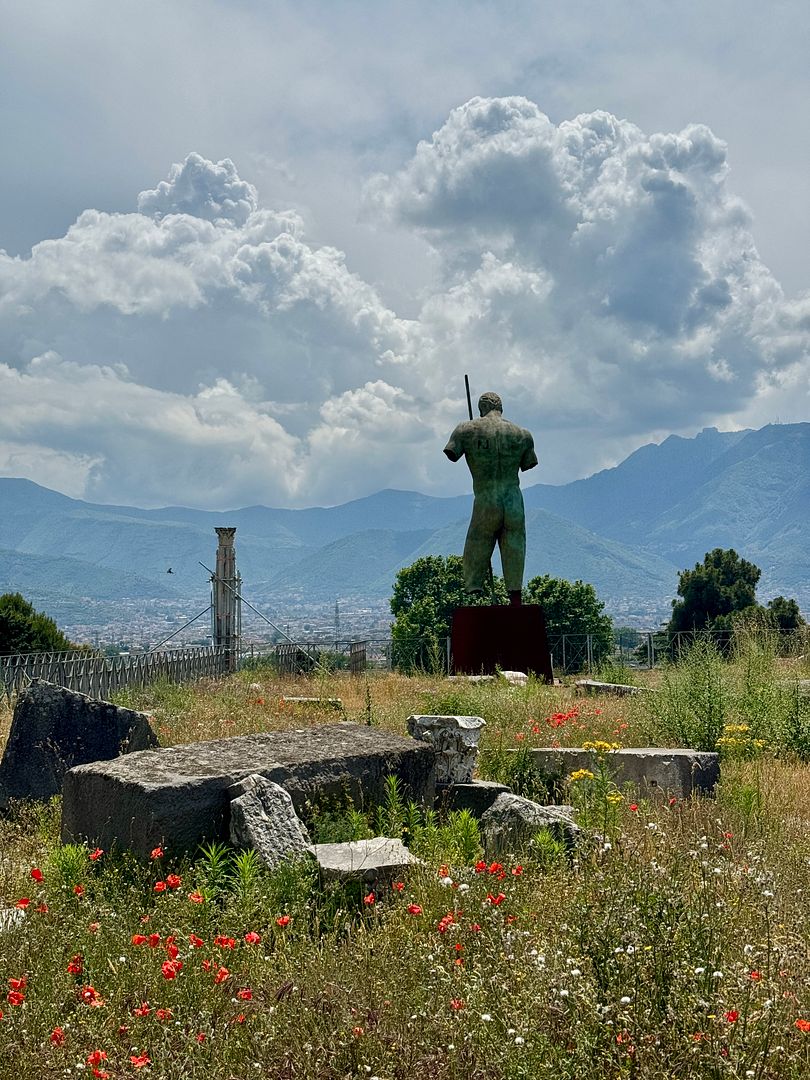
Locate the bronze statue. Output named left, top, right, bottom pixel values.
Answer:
left=444, top=391, right=537, bottom=605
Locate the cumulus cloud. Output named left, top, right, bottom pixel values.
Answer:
left=0, top=116, right=807, bottom=507
left=137, top=153, right=259, bottom=225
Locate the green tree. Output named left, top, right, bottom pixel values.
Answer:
left=390, top=556, right=507, bottom=672
left=668, top=548, right=761, bottom=633
left=0, top=592, right=74, bottom=655
left=524, top=575, right=614, bottom=670
left=765, top=595, right=805, bottom=631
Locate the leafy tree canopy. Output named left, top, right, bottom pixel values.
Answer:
left=765, top=595, right=806, bottom=631
left=0, top=592, right=74, bottom=655
left=524, top=575, right=614, bottom=665
left=669, top=548, right=761, bottom=633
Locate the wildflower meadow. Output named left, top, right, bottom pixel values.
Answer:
left=0, top=638, right=808, bottom=1078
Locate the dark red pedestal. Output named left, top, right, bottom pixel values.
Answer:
left=451, top=605, right=554, bottom=683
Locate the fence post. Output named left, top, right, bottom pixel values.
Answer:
left=586, top=634, right=593, bottom=675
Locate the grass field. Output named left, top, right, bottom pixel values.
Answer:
left=0, top=645, right=808, bottom=1078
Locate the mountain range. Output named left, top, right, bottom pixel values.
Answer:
left=0, top=422, right=807, bottom=623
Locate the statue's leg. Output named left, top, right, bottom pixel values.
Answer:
left=463, top=499, right=498, bottom=593
left=499, top=488, right=526, bottom=594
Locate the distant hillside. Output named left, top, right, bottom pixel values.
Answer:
left=0, top=547, right=179, bottom=601
left=0, top=422, right=807, bottom=618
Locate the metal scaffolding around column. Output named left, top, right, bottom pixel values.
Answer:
left=211, top=527, right=241, bottom=672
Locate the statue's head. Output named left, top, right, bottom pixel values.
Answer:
left=478, top=391, right=503, bottom=417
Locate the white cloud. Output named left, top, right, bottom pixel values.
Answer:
left=0, top=116, right=808, bottom=508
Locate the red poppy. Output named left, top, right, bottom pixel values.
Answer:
left=629, top=804, right=639, bottom=812
left=50, top=1027, right=66, bottom=1046
left=153, top=881, right=167, bottom=893
left=407, top=904, right=423, bottom=916
left=449, top=999, right=465, bottom=1010
left=155, top=1008, right=172, bottom=1021
left=148, top=933, right=161, bottom=948
left=795, top=1018, right=810, bottom=1033
left=131, top=934, right=148, bottom=946
left=214, top=935, right=236, bottom=949
left=73, top=884, right=85, bottom=896
left=392, top=882, right=405, bottom=891
left=86, top=1050, right=107, bottom=1067
left=7, top=991, right=24, bottom=1006
left=213, top=966, right=230, bottom=984
left=244, top=931, right=261, bottom=945
left=237, top=988, right=253, bottom=1000
left=165, top=873, right=182, bottom=890
left=750, top=970, right=762, bottom=981
left=8, top=977, right=26, bottom=991
left=165, top=942, right=179, bottom=960
left=30, top=867, right=43, bottom=882
left=276, top=915, right=291, bottom=927
left=79, top=984, right=104, bottom=1006
left=89, top=848, right=104, bottom=861
left=161, top=959, right=182, bottom=979
left=363, top=892, right=375, bottom=905
left=130, top=1055, right=151, bottom=1068
left=486, top=892, right=507, bottom=906
left=15, top=898, right=30, bottom=909
left=188, top=891, right=205, bottom=904
left=67, top=955, right=84, bottom=974
left=189, top=933, right=204, bottom=949
left=724, top=1010, right=739, bottom=1023
left=150, top=847, right=164, bottom=859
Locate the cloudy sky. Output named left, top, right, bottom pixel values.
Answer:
left=1, top=0, right=808, bottom=509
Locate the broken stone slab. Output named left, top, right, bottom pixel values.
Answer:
left=0, top=680, right=157, bottom=810
left=447, top=674, right=495, bottom=684
left=436, top=780, right=511, bottom=816
left=282, top=697, right=343, bottom=710
left=500, top=671, right=528, bottom=686
left=407, top=714, right=486, bottom=784
left=525, top=747, right=719, bottom=797
left=314, top=837, right=419, bottom=884
left=479, top=793, right=580, bottom=856
left=228, top=775, right=313, bottom=870
left=62, top=723, right=435, bottom=858
left=574, top=679, right=650, bottom=697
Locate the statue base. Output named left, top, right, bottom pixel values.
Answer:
left=450, top=604, right=554, bottom=683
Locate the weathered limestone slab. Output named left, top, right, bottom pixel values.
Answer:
left=447, top=674, right=495, bottom=684
left=437, top=780, right=511, bottom=816
left=62, top=723, right=435, bottom=858
left=282, top=697, right=343, bottom=710
left=314, top=837, right=419, bottom=883
left=228, top=775, right=313, bottom=869
left=0, top=680, right=157, bottom=809
left=526, top=747, right=719, bottom=797
left=574, top=679, right=649, bottom=697
left=500, top=670, right=528, bottom=686
left=407, top=714, right=485, bottom=784
left=480, top=793, right=580, bottom=855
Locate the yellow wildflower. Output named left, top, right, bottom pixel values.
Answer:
left=569, top=768, right=595, bottom=782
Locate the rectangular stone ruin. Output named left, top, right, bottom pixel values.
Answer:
left=525, top=746, right=719, bottom=798
left=62, top=723, right=435, bottom=859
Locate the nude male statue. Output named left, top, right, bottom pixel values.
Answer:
left=444, top=392, right=537, bottom=605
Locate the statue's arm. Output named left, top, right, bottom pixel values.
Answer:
left=443, top=424, right=466, bottom=462
left=520, top=434, right=539, bottom=471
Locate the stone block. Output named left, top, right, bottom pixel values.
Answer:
left=61, top=723, right=435, bottom=858
left=407, top=714, right=485, bottom=784
left=479, top=793, right=580, bottom=856
left=526, top=747, right=719, bottom=797
left=0, top=680, right=157, bottom=809
left=500, top=671, right=528, bottom=686
left=574, top=679, right=648, bottom=697
left=228, top=774, right=313, bottom=869
left=314, top=837, right=419, bottom=883
left=436, top=780, right=511, bottom=816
